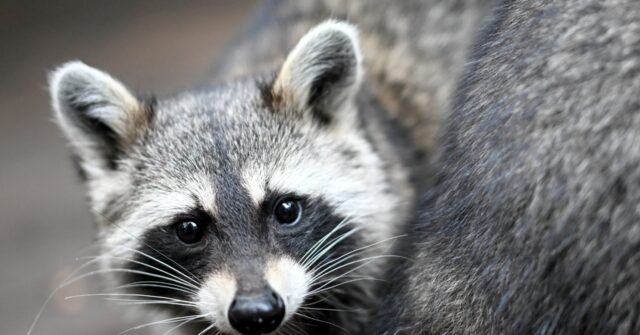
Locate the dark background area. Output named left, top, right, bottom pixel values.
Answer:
left=0, top=1, right=257, bottom=333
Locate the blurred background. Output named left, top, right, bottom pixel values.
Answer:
left=0, top=1, right=258, bottom=333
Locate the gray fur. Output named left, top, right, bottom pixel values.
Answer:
left=50, top=0, right=495, bottom=333
left=374, top=0, right=640, bottom=334
left=51, top=20, right=413, bottom=335
left=214, top=0, right=496, bottom=187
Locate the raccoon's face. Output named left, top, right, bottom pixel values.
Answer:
left=50, top=21, right=406, bottom=334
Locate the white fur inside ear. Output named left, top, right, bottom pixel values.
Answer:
left=50, top=61, right=144, bottom=176
left=273, top=20, right=363, bottom=117
left=50, top=61, right=141, bottom=141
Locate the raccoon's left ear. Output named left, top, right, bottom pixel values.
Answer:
left=50, top=61, right=148, bottom=177
left=272, top=20, right=363, bottom=125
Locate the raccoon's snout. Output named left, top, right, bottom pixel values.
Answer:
left=228, top=287, right=285, bottom=334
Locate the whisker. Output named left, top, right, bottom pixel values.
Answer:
left=310, top=254, right=404, bottom=287
left=309, top=235, right=406, bottom=281
left=93, top=211, right=201, bottom=286
left=60, top=268, right=199, bottom=292
left=306, top=256, right=400, bottom=298
left=308, top=277, right=378, bottom=297
left=117, top=313, right=210, bottom=335
left=113, top=281, right=198, bottom=295
left=196, top=322, right=218, bottom=335
left=162, top=314, right=209, bottom=335
left=287, top=320, right=308, bottom=335
left=304, top=227, right=361, bottom=270
left=107, top=298, right=198, bottom=308
left=115, top=246, right=202, bottom=286
left=298, top=305, right=351, bottom=313
left=79, top=255, right=198, bottom=290
left=294, top=311, right=351, bottom=334
left=26, top=254, right=111, bottom=335
left=65, top=292, right=195, bottom=305
left=299, top=217, right=352, bottom=266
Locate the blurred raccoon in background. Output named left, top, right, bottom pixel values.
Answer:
left=371, top=0, right=640, bottom=334
left=46, top=0, right=493, bottom=334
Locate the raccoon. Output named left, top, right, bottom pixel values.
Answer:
left=48, top=0, right=492, bottom=334
left=371, top=0, right=640, bottom=334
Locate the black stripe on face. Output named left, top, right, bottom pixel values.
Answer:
left=119, top=193, right=366, bottom=334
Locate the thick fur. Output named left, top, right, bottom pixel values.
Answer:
left=52, top=21, right=413, bottom=335
left=373, top=0, right=640, bottom=334
left=51, top=1, right=495, bottom=334
left=214, top=0, right=496, bottom=188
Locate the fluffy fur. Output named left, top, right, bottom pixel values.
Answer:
left=372, top=0, right=640, bottom=334
left=214, top=0, right=496, bottom=187
left=52, top=21, right=412, bottom=335
left=51, top=0, right=495, bottom=333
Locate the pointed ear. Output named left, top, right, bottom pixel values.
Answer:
left=272, top=20, right=363, bottom=125
left=50, top=61, right=148, bottom=177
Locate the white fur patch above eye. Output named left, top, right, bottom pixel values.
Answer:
left=242, top=164, right=267, bottom=207
left=103, top=174, right=217, bottom=259
left=265, top=257, right=311, bottom=322
left=197, top=271, right=238, bottom=334
left=266, top=132, right=401, bottom=246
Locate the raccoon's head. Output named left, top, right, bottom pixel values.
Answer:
left=51, top=21, right=408, bottom=334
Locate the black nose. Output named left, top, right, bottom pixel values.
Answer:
left=228, top=289, right=285, bottom=334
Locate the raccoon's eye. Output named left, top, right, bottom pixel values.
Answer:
left=176, top=220, right=204, bottom=244
left=274, top=199, right=302, bottom=225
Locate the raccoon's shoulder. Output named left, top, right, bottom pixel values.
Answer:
left=372, top=0, right=640, bottom=334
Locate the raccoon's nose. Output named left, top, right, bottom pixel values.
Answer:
left=228, top=288, right=285, bottom=334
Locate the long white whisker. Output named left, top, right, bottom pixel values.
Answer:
left=307, top=256, right=400, bottom=296
left=196, top=322, right=218, bottom=335
left=26, top=254, right=109, bottom=335
left=299, top=217, right=352, bottom=266
left=294, top=311, right=350, bottom=334
left=298, top=305, right=350, bottom=313
left=312, top=275, right=379, bottom=286
left=79, top=255, right=198, bottom=291
left=303, top=227, right=361, bottom=270
left=94, top=211, right=201, bottom=287
left=162, top=314, right=210, bottom=335
left=115, top=246, right=202, bottom=286
left=308, top=277, right=378, bottom=297
left=117, top=313, right=210, bottom=335
left=113, top=281, right=198, bottom=295
left=312, top=255, right=393, bottom=288
left=309, top=234, right=405, bottom=280
left=65, top=292, right=195, bottom=305
left=61, top=268, right=199, bottom=292
left=287, top=319, right=308, bottom=335
left=107, top=299, right=198, bottom=308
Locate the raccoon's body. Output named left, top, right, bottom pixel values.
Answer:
left=373, top=0, right=640, bottom=334
left=48, top=1, right=491, bottom=334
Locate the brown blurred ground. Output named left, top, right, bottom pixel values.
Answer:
left=0, top=1, right=257, bottom=334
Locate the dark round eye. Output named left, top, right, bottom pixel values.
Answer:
left=274, top=199, right=302, bottom=225
left=176, top=220, right=203, bottom=244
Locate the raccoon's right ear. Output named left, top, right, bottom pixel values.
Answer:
left=271, top=20, right=362, bottom=125
left=50, top=61, right=148, bottom=177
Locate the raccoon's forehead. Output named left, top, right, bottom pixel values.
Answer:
left=141, top=85, right=303, bottom=163
left=114, top=86, right=393, bottom=229
left=129, top=86, right=374, bottom=201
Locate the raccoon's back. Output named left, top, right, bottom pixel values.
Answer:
left=374, top=0, right=640, bottom=334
